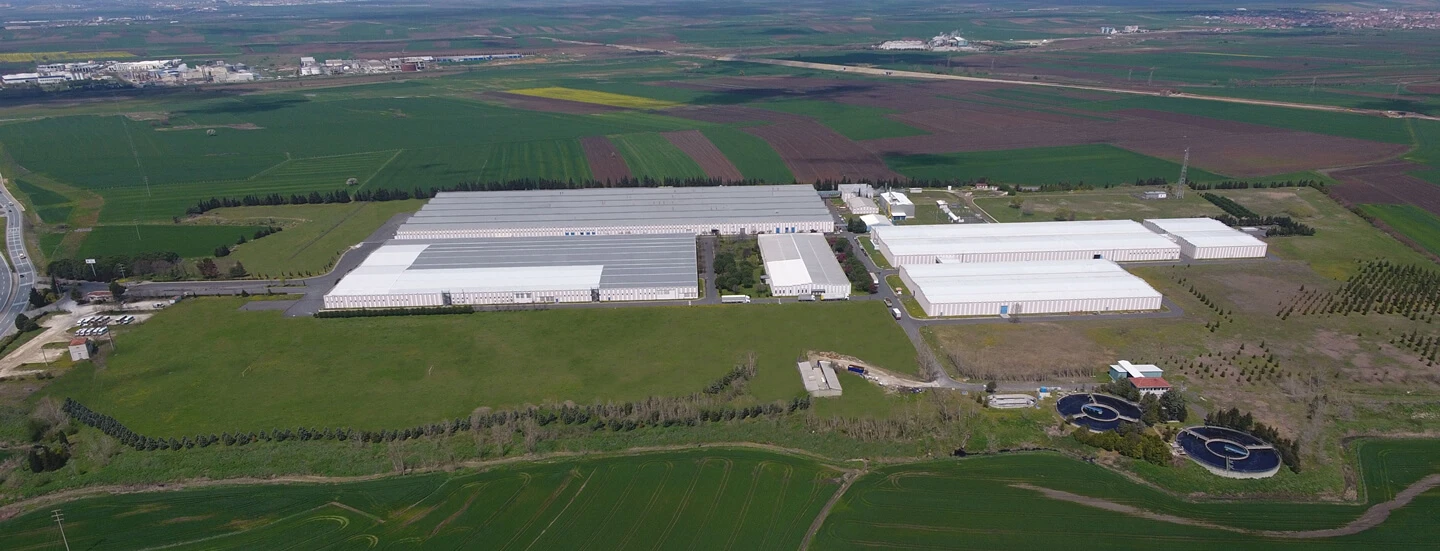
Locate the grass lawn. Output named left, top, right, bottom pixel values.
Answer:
left=858, top=236, right=890, bottom=269
left=205, top=200, right=423, bottom=277
left=1359, top=203, right=1440, bottom=257
left=887, top=144, right=1226, bottom=185
left=609, top=132, right=707, bottom=180
left=74, top=224, right=268, bottom=259
left=39, top=298, right=918, bottom=435
left=754, top=99, right=927, bottom=140
left=13, top=177, right=73, bottom=224
left=700, top=126, right=794, bottom=182
left=974, top=187, right=1225, bottom=223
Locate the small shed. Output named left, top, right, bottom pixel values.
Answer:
left=68, top=338, right=92, bottom=362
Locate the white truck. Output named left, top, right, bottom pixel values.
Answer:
left=720, top=295, right=752, bottom=304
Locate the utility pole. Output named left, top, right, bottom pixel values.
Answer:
left=1147, top=67, right=1155, bottom=86
left=1127, top=68, right=1133, bottom=81
left=1310, top=76, right=1317, bottom=93
left=133, top=220, right=141, bottom=241
left=52, top=510, right=71, bottom=551
left=1176, top=147, right=1190, bottom=199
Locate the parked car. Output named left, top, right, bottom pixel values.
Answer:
left=884, top=298, right=894, bottom=308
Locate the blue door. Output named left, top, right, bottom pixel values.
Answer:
left=1000, top=305, right=1009, bottom=315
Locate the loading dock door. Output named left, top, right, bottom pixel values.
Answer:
left=999, top=305, right=1009, bottom=315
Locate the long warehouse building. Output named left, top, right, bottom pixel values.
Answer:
left=324, top=234, right=699, bottom=309
left=758, top=233, right=852, bottom=298
left=899, top=260, right=1163, bottom=317
left=1142, top=218, right=1268, bottom=259
left=873, top=220, right=1181, bottom=265
left=395, top=185, right=834, bottom=239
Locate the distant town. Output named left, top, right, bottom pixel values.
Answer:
left=0, top=53, right=528, bottom=89
left=1198, top=8, right=1440, bottom=30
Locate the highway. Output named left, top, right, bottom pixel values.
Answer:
left=0, top=171, right=36, bottom=339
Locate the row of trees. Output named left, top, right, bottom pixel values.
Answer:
left=314, top=305, right=475, bottom=318
left=1200, top=193, right=1316, bottom=236
left=1187, top=179, right=1324, bottom=191
left=827, top=236, right=873, bottom=293
left=48, top=252, right=182, bottom=282
left=1281, top=260, right=1439, bottom=320
left=1205, top=407, right=1302, bottom=473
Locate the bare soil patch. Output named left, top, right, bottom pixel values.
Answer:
left=579, top=136, right=630, bottom=182
left=662, top=130, right=743, bottom=180
left=745, top=120, right=900, bottom=182
left=1329, top=161, right=1440, bottom=216
left=483, top=91, right=622, bottom=115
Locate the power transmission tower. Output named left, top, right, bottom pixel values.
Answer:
left=1310, top=76, right=1317, bottom=93
left=1175, top=147, right=1190, bottom=199
left=1147, top=67, right=1155, bottom=86
left=52, top=510, right=71, bottom=551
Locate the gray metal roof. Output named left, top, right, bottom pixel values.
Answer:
left=402, top=234, right=697, bottom=289
left=757, top=234, right=851, bottom=288
left=399, top=185, right=832, bottom=232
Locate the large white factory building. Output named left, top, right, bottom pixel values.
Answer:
left=873, top=220, right=1182, bottom=265
left=757, top=233, right=852, bottom=298
left=395, top=185, right=834, bottom=240
left=899, top=260, right=1163, bottom=317
left=324, top=234, right=699, bottom=309
left=1142, top=218, right=1268, bottom=259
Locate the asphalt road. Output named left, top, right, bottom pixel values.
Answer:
left=0, top=173, right=36, bottom=339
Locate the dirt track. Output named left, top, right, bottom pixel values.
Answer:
left=1013, top=473, right=1440, bottom=539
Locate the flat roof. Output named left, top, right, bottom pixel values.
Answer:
left=758, top=234, right=850, bottom=290
left=1144, top=218, right=1268, bottom=248
left=398, top=185, right=832, bottom=233
left=1112, top=360, right=1162, bottom=378
left=328, top=234, right=697, bottom=297
left=900, top=260, right=1162, bottom=304
left=875, top=220, right=1180, bottom=256
left=880, top=191, right=913, bottom=206
left=845, top=196, right=877, bottom=209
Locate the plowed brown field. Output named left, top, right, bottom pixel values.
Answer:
left=580, top=136, right=631, bottom=182
left=746, top=120, right=901, bottom=182
left=662, top=130, right=743, bottom=180
left=1330, top=161, right=1440, bottom=215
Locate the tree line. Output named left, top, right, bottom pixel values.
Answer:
left=1200, top=193, right=1315, bottom=236
left=314, top=305, right=475, bottom=318
left=827, top=236, right=873, bottom=293
left=1187, top=179, right=1325, bottom=191
left=1205, top=407, right=1302, bottom=473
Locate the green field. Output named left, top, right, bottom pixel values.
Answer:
left=12, top=178, right=73, bottom=224
left=38, top=298, right=918, bottom=435
left=755, top=99, right=928, bottom=141
left=700, top=127, right=795, bottom=182
left=888, top=144, right=1225, bottom=185
left=5, top=440, right=1439, bottom=550
left=1359, top=204, right=1440, bottom=256
left=74, top=224, right=268, bottom=259
left=609, top=133, right=708, bottom=180
left=0, top=449, right=840, bottom=550
left=817, top=441, right=1440, bottom=549
left=208, top=200, right=424, bottom=277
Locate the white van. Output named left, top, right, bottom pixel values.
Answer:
left=891, top=307, right=903, bottom=320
